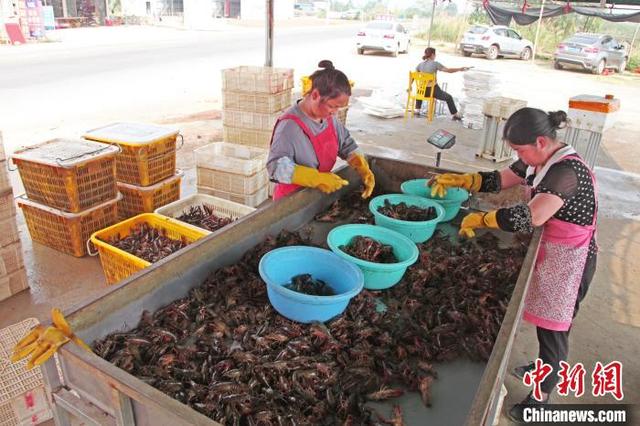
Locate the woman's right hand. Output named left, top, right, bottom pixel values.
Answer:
left=428, top=172, right=482, bottom=198
left=291, top=165, right=348, bottom=194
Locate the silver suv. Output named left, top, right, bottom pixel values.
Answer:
left=459, top=25, right=533, bottom=60
left=554, top=33, right=628, bottom=74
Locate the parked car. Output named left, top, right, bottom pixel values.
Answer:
left=356, top=20, right=410, bottom=57
left=340, top=9, right=360, bottom=20
left=554, top=33, right=628, bottom=74
left=459, top=25, right=533, bottom=60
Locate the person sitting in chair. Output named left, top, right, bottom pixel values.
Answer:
left=415, top=47, right=471, bottom=121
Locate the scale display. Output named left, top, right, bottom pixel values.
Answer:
left=427, top=129, right=456, bottom=150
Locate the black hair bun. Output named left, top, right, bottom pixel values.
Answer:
left=548, top=110, right=568, bottom=129
left=318, top=60, right=335, bottom=70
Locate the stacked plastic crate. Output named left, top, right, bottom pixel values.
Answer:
left=221, top=66, right=294, bottom=150
left=195, top=142, right=269, bottom=207
left=12, top=139, right=121, bottom=261
left=83, top=123, right=183, bottom=220
left=476, top=97, right=527, bottom=162
left=0, top=318, right=53, bottom=426
left=0, top=133, right=28, bottom=301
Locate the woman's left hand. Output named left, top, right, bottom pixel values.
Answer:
left=348, top=153, right=375, bottom=199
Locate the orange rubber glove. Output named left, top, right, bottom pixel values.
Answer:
left=291, top=165, right=349, bottom=194
left=459, top=210, right=499, bottom=238
left=347, top=153, right=375, bottom=199
left=429, top=172, right=482, bottom=198
left=12, top=308, right=92, bottom=369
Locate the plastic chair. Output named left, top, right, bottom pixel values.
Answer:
left=404, top=71, right=436, bottom=122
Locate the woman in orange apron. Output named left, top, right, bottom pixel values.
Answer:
left=267, top=60, right=374, bottom=200
left=430, top=107, right=598, bottom=420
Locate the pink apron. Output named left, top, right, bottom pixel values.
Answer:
left=271, top=114, right=339, bottom=200
left=523, top=148, right=598, bottom=332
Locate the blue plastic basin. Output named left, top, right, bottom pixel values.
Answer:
left=258, top=246, right=364, bottom=323
left=369, top=194, right=445, bottom=243
left=400, top=179, right=468, bottom=222
left=327, top=224, right=419, bottom=290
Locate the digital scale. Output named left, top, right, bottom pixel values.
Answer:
left=427, top=129, right=456, bottom=167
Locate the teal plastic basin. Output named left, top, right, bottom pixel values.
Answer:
left=369, top=194, right=445, bottom=243
left=400, top=179, right=469, bottom=222
left=327, top=224, right=419, bottom=290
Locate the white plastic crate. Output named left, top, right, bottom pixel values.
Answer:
left=222, top=66, right=294, bottom=94
left=482, top=97, right=527, bottom=119
left=0, top=269, right=28, bottom=302
left=223, top=90, right=292, bottom=114
left=222, top=110, right=280, bottom=132
left=155, top=194, right=255, bottom=232
left=198, top=185, right=269, bottom=208
left=0, top=318, right=53, bottom=426
left=197, top=168, right=268, bottom=195
left=194, top=143, right=268, bottom=176
left=223, top=126, right=272, bottom=149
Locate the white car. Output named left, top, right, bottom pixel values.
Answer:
left=459, top=25, right=533, bottom=60
left=356, top=20, right=410, bottom=57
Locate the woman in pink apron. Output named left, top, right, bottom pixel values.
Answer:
left=267, top=60, right=374, bottom=200
left=430, top=108, right=598, bottom=420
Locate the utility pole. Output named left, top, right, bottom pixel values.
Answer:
left=531, top=0, right=546, bottom=63
left=265, top=0, right=274, bottom=66
left=427, top=0, right=436, bottom=48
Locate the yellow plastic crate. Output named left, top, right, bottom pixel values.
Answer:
left=83, top=122, right=180, bottom=186
left=90, top=213, right=209, bottom=285
left=117, top=170, right=183, bottom=220
left=18, top=194, right=120, bottom=257
left=12, top=139, right=119, bottom=213
left=222, top=89, right=291, bottom=114
left=222, top=125, right=272, bottom=149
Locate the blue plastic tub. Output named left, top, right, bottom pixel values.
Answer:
left=369, top=194, right=445, bottom=243
left=258, top=246, right=364, bottom=323
left=327, top=224, right=419, bottom=290
left=400, top=179, right=469, bottom=222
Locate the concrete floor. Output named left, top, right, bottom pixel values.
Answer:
left=1, top=99, right=638, bottom=423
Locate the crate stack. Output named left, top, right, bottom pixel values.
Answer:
left=476, top=97, right=527, bottom=162
left=221, top=66, right=294, bottom=150
left=12, top=139, right=120, bottom=261
left=1, top=318, right=53, bottom=426
left=195, top=142, right=269, bottom=207
left=83, top=123, right=183, bottom=220
left=0, top=132, right=29, bottom=301
left=461, top=70, right=500, bottom=129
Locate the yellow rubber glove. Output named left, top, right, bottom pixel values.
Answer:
left=11, top=308, right=92, bottom=369
left=459, top=210, right=498, bottom=238
left=429, top=172, right=482, bottom=198
left=291, top=165, right=349, bottom=194
left=347, top=153, right=375, bottom=199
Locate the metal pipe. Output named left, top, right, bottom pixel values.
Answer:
left=531, top=0, right=546, bottom=63
left=265, top=0, right=274, bottom=67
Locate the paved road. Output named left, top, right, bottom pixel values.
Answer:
left=1, top=23, right=639, bottom=169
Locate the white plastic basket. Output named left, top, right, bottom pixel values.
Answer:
left=197, top=168, right=268, bottom=195
left=197, top=185, right=269, bottom=208
left=194, top=143, right=268, bottom=176
left=155, top=194, right=255, bottom=232
left=221, top=66, right=294, bottom=94
left=223, top=90, right=291, bottom=114
left=222, top=110, right=280, bottom=132
left=0, top=318, right=53, bottom=426
left=222, top=126, right=272, bottom=149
